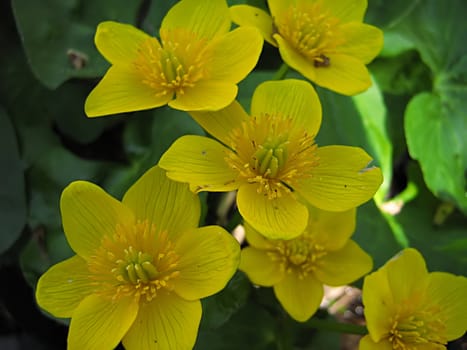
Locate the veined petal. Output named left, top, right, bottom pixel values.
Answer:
left=94, top=21, right=152, bottom=65
left=122, top=166, right=200, bottom=240
left=189, top=101, right=249, bottom=147
left=237, top=184, right=308, bottom=239
left=173, top=226, right=240, bottom=300
left=68, top=294, right=138, bottom=350
left=339, top=22, right=383, bottom=63
left=243, top=221, right=274, bottom=250
left=314, top=240, right=372, bottom=286
left=251, top=79, right=322, bottom=136
left=169, top=80, right=237, bottom=112
left=359, top=335, right=393, bottom=350
left=230, top=5, right=276, bottom=46
left=159, top=135, right=239, bottom=192
left=307, top=206, right=356, bottom=251
left=209, top=27, right=263, bottom=82
left=122, top=292, right=201, bottom=350
left=85, top=66, right=172, bottom=117
left=311, top=54, right=372, bottom=95
left=60, top=181, right=134, bottom=259
left=274, top=273, right=323, bottom=322
left=239, top=247, right=284, bottom=286
left=36, top=255, right=94, bottom=318
left=322, top=0, right=368, bottom=22
left=295, top=145, right=383, bottom=212
left=426, top=272, right=467, bottom=340
left=161, top=0, right=230, bottom=40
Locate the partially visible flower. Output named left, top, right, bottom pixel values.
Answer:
left=85, top=0, right=263, bottom=116
left=230, top=0, right=383, bottom=95
left=240, top=206, right=372, bottom=322
left=360, top=248, right=467, bottom=350
left=159, top=79, right=382, bottom=239
left=35, top=166, right=240, bottom=350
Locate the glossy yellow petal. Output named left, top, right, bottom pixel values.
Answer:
left=239, top=247, right=284, bottom=286
left=322, top=0, right=367, bottom=22
left=274, top=273, right=323, bottom=322
left=189, top=101, right=249, bottom=147
left=267, top=0, right=290, bottom=19
left=173, top=226, right=240, bottom=300
left=94, top=21, right=151, bottom=65
left=36, top=255, right=93, bottom=318
left=159, top=135, right=239, bottom=192
left=230, top=5, right=276, bottom=46
left=60, top=181, right=134, bottom=259
left=295, top=145, right=383, bottom=212
left=209, top=27, right=263, bottom=82
left=359, top=335, right=393, bottom=350
left=427, top=272, right=467, bottom=340
left=251, top=79, right=322, bottom=136
left=68, top=294, right=139, bottom=350
left=169, top=80, right=238, bottom=111
left=274, top=33, right=317, bottom=78
left=237, top=184, right=308, bottom=239
left=307, top=206, right=356, bottom=251
left=243, top=221, right=274, bottom=250
left=122, top=165, right=200, bottom=240
left=161, top=0, right=230, bottom=40
left=85, top=66, right=172, bottom=117
left=122, top=292, right=201, bottom=350
left=339, top=22, right=383, bottom=63
left=314, top=240, right=372, bottom=286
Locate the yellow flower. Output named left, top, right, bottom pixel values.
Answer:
left=240, top=207, right=372, bottom=322
left=360, top=248, right=467, bottom=350
left=230, top=0, right=383, bottom=95
left=85, top=0, right=263, bottom=116
left=35, top=166, right=240, bottom=350
left=159, top=79, right=383, bottom=239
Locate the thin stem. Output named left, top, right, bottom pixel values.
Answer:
left=273, top=62, right=289, bottom=80
left=306, top=318, right=368, bottom=335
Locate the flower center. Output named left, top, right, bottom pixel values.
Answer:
left=269, top=232, right=327, bottom=279
left=133, top=28, right=209, bottom=98
left=275, top=2, right=344, bottom=67
left=226, top=113, right=318, bottom=199
left=388, top=306, right=447, bottom=349
left=88, top=220, right=180, bottom=303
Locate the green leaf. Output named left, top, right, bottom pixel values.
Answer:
left=365, top=0, right=419, bottom=28
left=0, top=107, right=27, bottom=255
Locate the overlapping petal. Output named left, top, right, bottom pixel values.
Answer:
left=239, top=247, right=284, bottom=286
left=243, top=221, right=273, bottom=250
left=322, top=0, right=368, bottom=22
left=359, top=335, right=393, bottom=350
left=229, top=5, right=275, bottom=46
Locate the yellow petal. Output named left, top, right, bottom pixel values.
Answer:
left=189, top=101, right=249, bottom=147
left=237, top=184, right=308, bottom=239
left=60, top=181, right=134, bottom=259
left=322, top=0, right=368, bottom=22
left=314, top=240, right=372, bottom=286
left=230, top=5, right=276, bottom=46
left=94, top=21, right=151, bottom=65
left=251, top=79, right=322, bottom=136
left=307, top=206, right=356, bottom=251
left=122, top=292, right=201, bottom=350
left=122, top=165, right=200, bottom=240
left=244, top=221, right=274, bottom=250
left=68, top=294, right=139, bottom=350
left=359, top=335, right=393, bottom=350
left=239, top=247, right=284, bottom=286
left=209, top=26, right=263, bottom=82
left=159, top=135, right=239, bottom=192
left=274, top=33, right=316, bottom=80
left=294, top=145, right=383, bottom=212
left=172, top=226, right=240, bottom=300
left=36, top=255, right=93, bottom=318
left=161, top=0, right=230, bottom=40
left=339, top=22, right=383, bottom=63
left=169, top=80, right=238, bottom=111
left=274, top=273, right=323, bottom=322
left=85, top=66, right=172, bottom=117
left=426, top=272, right=467, bottom=340
left=267, top=0, right=290, bottom=20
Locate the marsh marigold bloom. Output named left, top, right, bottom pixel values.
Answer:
left=230, top=0, right=383, bottom=95
left=84, top=0, right=263, bottom=116
left=360, top=248, right=467, bottom=350
left=240, top=206, right=372, bottom=321
left=35, top=166, right=240, bottom=350
left=159, top=79, right=382, bottom=239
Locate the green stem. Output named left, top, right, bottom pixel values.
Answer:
left=273, top=62, right=289, bottom=80
left=306, top=318, right=368, bottom=335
